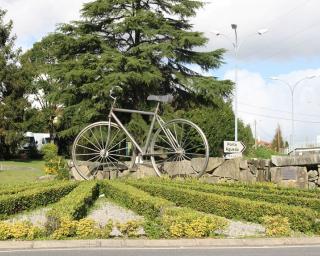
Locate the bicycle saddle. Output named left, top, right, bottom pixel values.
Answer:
left=147, top=94, right=173, bottom=103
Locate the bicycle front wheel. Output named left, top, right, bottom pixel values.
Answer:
left=72, top=121, right=135, bottom=180
left=150, top=119, right=209, bottom=178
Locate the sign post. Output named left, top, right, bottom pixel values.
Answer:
left=223, top=141, right=246, bottom=159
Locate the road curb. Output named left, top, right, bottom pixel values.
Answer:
left=0, top=237, right=320, bottom=250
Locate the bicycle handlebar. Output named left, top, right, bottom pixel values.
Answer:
left=109, top=86, right=123, bottom=100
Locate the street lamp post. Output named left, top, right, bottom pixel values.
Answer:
left=212, top=25, right=268, bottom=141
left=270, top=75, right=317, bottom=151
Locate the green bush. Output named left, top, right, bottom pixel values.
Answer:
left=154, top=179, right=320, bottom=212
left=41, top=143, right=58, bottom=162
left=247, top=146, right=280, bottom=159
left=44, top=156, right=70, bottom=180
left=0, top=181, right=78, bottom=219
left=46, top=181, right=99, bottom=232
left=128, top=180, right=319, bottom=233
left=41, top=143, right=69, bottom=180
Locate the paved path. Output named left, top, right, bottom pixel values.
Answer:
left=1, top=246, right=320, bottom=256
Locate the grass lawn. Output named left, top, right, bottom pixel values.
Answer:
left=0, top=160, right=45, bottom=185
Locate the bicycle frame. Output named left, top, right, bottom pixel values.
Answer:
left=107, top=100, right=179, bottom=156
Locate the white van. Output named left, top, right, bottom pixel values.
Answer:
left=23, top=132, right=51, bottom=151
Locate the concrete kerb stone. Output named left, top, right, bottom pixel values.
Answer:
left=1, top=237, right=320, bottom=250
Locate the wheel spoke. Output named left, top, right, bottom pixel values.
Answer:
left=107, top=137, right=126, bottom=152
left=90, top=128, right=103, bottom=150
left=185, top=144, right=203, bottom=152
left=108, top=146, right=128, bottom=153
left=106, top=129, right=119, bottom=149
left=75, top=152, right=100, bottom=156
left=82, top=135, right=101, bottom=151
left=76, top=144, right=100, bottom=153
left=151, top=120, right=208, bottom=178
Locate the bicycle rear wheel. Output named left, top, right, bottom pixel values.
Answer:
left=150, top=119, right=209, bottom=178
left=72, top=121, right=135, bottom=180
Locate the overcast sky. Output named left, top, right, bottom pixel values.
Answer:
left=1, top=0, right=320, bottom=147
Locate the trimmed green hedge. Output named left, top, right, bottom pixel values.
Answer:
left=152, top=179, right=320, bottom=212
left=212, top=181, right=320, bottom=199
left=46, top=181, right=99, bottom=221
left=0, top=181, right=78, bottom=219
left=102, top=180, right=174, bottom=219
left=128, top=180, right=319, bottom=233
left=101, top=181, right=228, bottom=238
left=0, top=181, right=59, bottom=196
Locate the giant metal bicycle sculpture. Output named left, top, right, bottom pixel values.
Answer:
left=72, top=87, right=209, bottom=180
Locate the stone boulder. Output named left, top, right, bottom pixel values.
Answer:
left=212, top=158, right=241, bottom=180
left=271, top=155, right=320, bottom=167
left=191, top=157, right=224, bottom=174
left=270, top=166, right=308, bottom=189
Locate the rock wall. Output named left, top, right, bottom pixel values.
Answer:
left=69, top=154, right=320, bottom=189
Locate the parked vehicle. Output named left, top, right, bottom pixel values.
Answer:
left=23, top=132, right=50, bottom=151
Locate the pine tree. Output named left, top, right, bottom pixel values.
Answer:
left=24, top=0, right=233, bottom=141
left=0, top=9, right=28, bottom=158
left=271, top=124, right=284, bottom=152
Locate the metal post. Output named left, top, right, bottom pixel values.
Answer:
left=232, top=24, right=238, bottom=142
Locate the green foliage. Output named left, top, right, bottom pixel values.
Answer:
left=248, top=145, right=280, bottom=159
left=262, top=215, right=291, bottom=237
left=46, top=181, right=99, bottom=232
left=128, top=180, right=319, bottom=233
left=152, top=179, right=320, bottom=212
left=212, top=181, right=320, bottom=199
left=41, top=143, right=58, bottom=161
left=0, top=181, right=78, bottom=218
left=164, top=106, right=254, bottom=156
left=102, top=180, right=228, bottom=238
left=41, top=143, right=69, bottom=180
left=23, top=0, right=233, bottom=147
left=0, top=180, right=59, bottom=196
left=102, top=180, right=174, bottom=219
left=0, top=9, right=29, bottom=159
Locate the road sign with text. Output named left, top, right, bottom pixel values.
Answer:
left=224, top=141, right=246, bottom=154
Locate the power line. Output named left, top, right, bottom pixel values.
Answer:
left=239, top=110, right=320, bottom=124
left=239, top=102, right=320, bottom=118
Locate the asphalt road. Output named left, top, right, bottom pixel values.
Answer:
left=1, top=246, right=320, bottom=256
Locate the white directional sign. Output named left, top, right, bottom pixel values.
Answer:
left=225, top=152, right=243, bottom=159
left=224, top=141, right=246, bottom=154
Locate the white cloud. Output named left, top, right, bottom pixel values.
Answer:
left=1, top=0, right=87, bottom=49
left=224, top=68, right=320, bottom=146
left=193, top=0, right=320, bottom=60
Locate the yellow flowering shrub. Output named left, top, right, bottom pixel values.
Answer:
left=117, top=220, right=143, bottom=238
left=0, top=221, right=44, bottom=240
left=163, top=208, right=228, bottom=238
left=75, top=218, right=97, bottom=238
left=262, top=215, right=291, bottom=237
left=52, top=217, right=77, bottom=240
